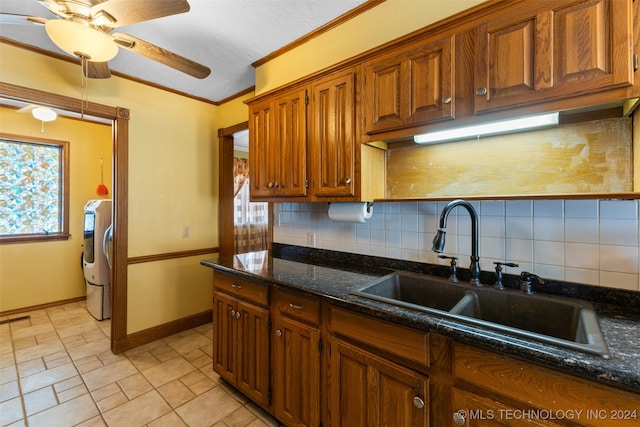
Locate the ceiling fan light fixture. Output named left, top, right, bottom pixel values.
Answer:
left=45, top=19, right=118, bottom=62
left=32, top=106, right=57, bottom=122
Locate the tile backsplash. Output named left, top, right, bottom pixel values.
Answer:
left=273, top=199, right=640, bottom=292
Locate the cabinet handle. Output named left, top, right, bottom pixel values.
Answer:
left=276, top=329, right=282, bottom=337
left=345, top=177, right=352, bottom=184
left=267, top=182, right=274, bottom=188
left=231, top=284, right=242, bottom=290
left=288, top=303, right=304, bottom=310
left=413, top=396, right=425, bottom=409
left=476, top=87, right=487, bottom=96
left=442, top=95, right=452, bottom=104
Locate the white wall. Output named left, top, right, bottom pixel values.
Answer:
left=274, top=199, right=640, bottom=291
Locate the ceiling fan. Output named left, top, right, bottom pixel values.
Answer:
left=0, top=0, right=211, bottom=79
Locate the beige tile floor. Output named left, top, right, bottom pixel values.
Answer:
left=0, top=301, right=279, bottom=427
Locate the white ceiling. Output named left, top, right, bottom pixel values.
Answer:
left=0, top=0, right=367, bottom=103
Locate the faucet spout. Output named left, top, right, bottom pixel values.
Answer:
left=433, top=199, right=481, bottom=286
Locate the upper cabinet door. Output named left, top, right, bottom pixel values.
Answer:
left=363, top=35, right=455, bottom=135
left=273, top=87, right=308, bottom=198
left=311, top=70, right=357, bottom=198
left=248, top=87, right=308, bottom=200
left=249, top=96, right=276, bottom=198
left=474, top=0, right=633, bottom=113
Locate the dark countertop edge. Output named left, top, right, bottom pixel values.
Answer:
left=200, top=254, right=640, bottom=394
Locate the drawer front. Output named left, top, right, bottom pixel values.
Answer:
left=214, top=271, right=268, bottom=306
left=454, top=344, right=640, bottom=427
left=330, top=306, right=429, bottom=368
left=276, top=289, right=320, bottom=325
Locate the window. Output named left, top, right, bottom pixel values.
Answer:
left=0, top=134, right=70, bottom=243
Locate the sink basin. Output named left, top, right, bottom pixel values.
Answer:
left=451, top=287, right=610, bottom=357
left=351, top=272, right=469, bottom=312
left=351, top=272, right=610, bottom=358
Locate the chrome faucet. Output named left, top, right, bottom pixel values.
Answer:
left=432, top=199, right=481, bottom=286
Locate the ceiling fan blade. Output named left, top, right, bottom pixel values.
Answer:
left=0, top=13, right=47, bottom=25
left=90, top=0, right=190, bottom=28
left=86, top=61, right=111, bottom=79
left=112, top=33, right=211, bottom=79
left=17, top=104, right=38, bottom=114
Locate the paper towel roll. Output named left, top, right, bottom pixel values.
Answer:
left=328, top=202, right=373, bottom=223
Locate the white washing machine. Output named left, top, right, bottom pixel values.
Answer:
left=82, top=200, right=112, bottom=320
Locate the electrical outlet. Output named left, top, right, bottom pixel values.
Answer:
left=182, top=226, right=190, bottom=239
left=307, top=232, right=316, bottom=247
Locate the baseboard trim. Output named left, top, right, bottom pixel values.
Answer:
left=0, top=296, right=86, bottom=317
left=113, top=310, right=213, bottom=353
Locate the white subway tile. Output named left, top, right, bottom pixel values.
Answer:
left=401, top=231, right=419, bottom=251
left=506, top=238, right=533, bottom=264
left=533, top=240, right=564, bottom=266
left=600, top=200, right=638, bottom=219
left=506, top=200, right=533, bottom=216
left=533, top=264, right=564, bottom=281
left=480, top=236, right=505, bottom=260
left=534, top=217, right=564, bottom=241
left=480, top=200, right=505, bottom=216
left=534, top=200, right=563, bottom=217
left=565, top=200, right=598, bottom=218
left=565, top=268, right=599, bottom=286
left=599, top=245, right=639, bottom=274
left=401, top=213, right=418, bottom=232
left=599, top=271, right=639, bottom=291
left=565, top=242, right=599, bottom=269
left=565, top=218, right=598, bottom=244
left=600, top=219, right=639, bottom=246
left=506, top=216, right=533, bottom=240
left=480, top=216, right=505, bottom=238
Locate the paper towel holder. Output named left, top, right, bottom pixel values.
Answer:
left=328, top=202, right=373, bottom=214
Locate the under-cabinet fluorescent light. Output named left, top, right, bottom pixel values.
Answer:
left=413, top=112, right=559, bottom=144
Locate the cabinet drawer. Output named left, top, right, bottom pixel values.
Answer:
left=454, top=344, right=640, bottom=427
left=330, top=307, right=429, bottom=368
left=213, top=271, right=268, bottom=306
left=276, top=289, right=320, bottom=325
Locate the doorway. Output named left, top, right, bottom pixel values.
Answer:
left=218, top=122, right=270, bottom=256
left=0, top=82, right=130, bottom=353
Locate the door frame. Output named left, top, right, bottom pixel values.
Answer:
left=0, top=82, right=130, bottom=353
left=217, top=122, right=248, bottom=257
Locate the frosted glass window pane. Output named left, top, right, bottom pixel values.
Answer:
left=0, top=139, right=63, bottom=235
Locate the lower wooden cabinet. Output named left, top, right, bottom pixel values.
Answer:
left=212, top=273, right=270, bottom=409
left=273, top=290, right=321, bottom=427
left=451, top=387, right=563, bottom=427
left=330, top=338, right=429, bottom=427
left=210, top=270, right=639, bottom=427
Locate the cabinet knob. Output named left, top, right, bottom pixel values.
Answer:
left=345, top=177, right=352, bottom=184
left=442, top=95, right=452, bottom=104
left=276, top=329, right=282, bottom=337
left=275, top=182, right=280, bottom=188
left=230, top=309, right=236, bottom=317
left=453, top=411, right=466, bottom=425
left=235, top=311, right=241, bottom=319
left=231, top=284, right=242, bottom=290
left=413, top=396, right=425, bottom=409
left=267, top=182, right=274, bottom=188
left=476, top=87, right=487, bottom=96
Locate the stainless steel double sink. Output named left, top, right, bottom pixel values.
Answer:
left=351, top=271, right=610, bottom=358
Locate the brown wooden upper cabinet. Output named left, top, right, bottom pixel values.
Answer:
left=249, top=86, right=308, bottom=199
left=362, top=35, right=455, bottom=135
left=248, top=68, right=385, bottom=202
left=310, top=69, right=357, bottom=198
left=474, top=0, right=634, bottom=113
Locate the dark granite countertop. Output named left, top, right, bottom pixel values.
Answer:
left=201, top=246, right=640, bottom=394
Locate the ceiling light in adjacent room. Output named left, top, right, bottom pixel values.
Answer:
left=32, top=106, right=57, bottom=122
left=414, top=112, right=560, bottom=144
left=45, top=19, right=118, bottom=62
